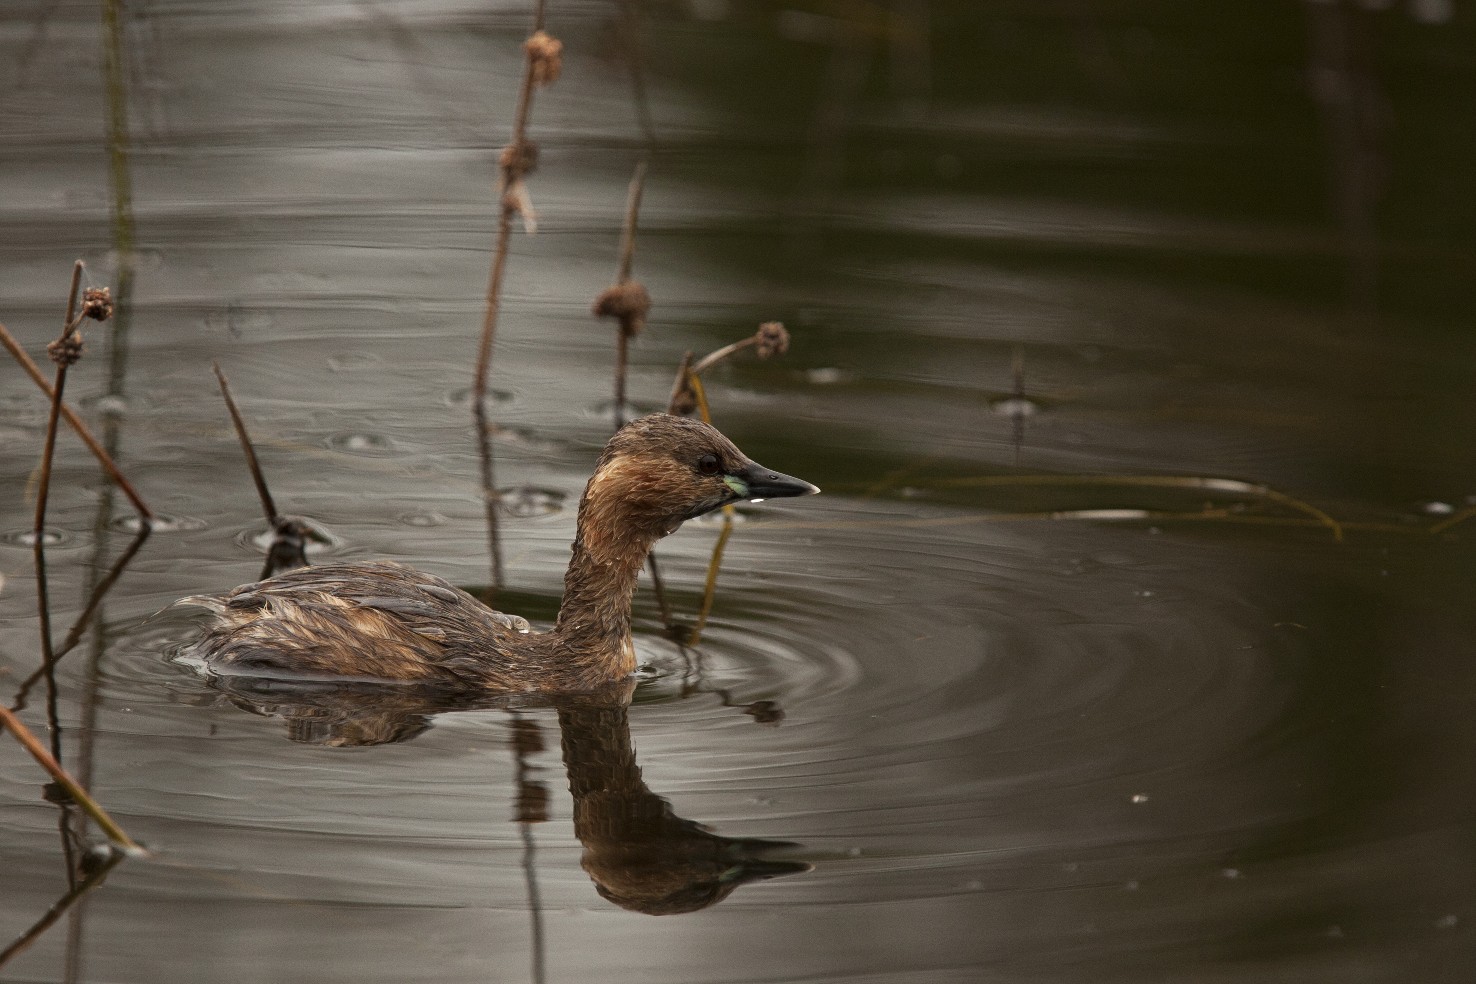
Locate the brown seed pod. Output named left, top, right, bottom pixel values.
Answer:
left=754, top=321, right=790, bottom=359
left=81, top=286, right=114, bottom=322
left=524, top=31, right=563, bottom=86
left=499, top=140, right=539, bottom=181
left=47, top=331, right=85, bottom=367
left=593, top=281, right=652, bottom=338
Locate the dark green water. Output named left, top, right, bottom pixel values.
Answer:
left=3, top=2, right=1474, bottom=981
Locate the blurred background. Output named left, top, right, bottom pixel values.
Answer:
left=2, top=2, right=1474, bottom=982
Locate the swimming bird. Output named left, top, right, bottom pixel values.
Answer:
left=179, top=413, right=818, bottom=692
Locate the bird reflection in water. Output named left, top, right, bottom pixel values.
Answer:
left=211, top=678, right=811, bottom=914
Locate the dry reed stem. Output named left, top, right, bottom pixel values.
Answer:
left=471, top=0, right=553, bottom=594
left=7, top=525, right=152, bottom=713
left=0, top=706, right=142, bottom=852
left=0, top=322, right=151, bottom=520
left=605, top=160, right=649, bottom=430
left=31, top=263, right=87, bottom=742
left=665, top=351, right=694, bottom=414
left=212, top=362, right=279, bottom=525
left=684, top=373, right=732, bottom=646
left=33, top=261, right=86, bottom=547
left=616, top=160, right=647, bottom=285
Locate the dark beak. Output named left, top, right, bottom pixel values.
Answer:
left=730, top=460, right=821, bottom=501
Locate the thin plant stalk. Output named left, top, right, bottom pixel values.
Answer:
left=33, top=262, right=85, bottom=554
left=0, top=323, right=151, bottom=520
left=665, top=351, right=694, bottom=414
left=685, top=372, right=732, bottom=646
left=689, top=336, right=758, bottom=376
left=8, top=525, right=151, bottom=713
left=0, top=706, right=141, bottom=852
left=471, top=0, right=550, bottom=595
left=0, top=847, right=123, bottom=970
left=212, top=363, right=279, bottom=525
left=33, top=262, right=86, bottom=763
left=611, top=160, right=648, bottom=430
left=635, top=350, right=695, bottom=634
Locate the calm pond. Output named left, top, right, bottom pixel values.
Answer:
left=3, top=2, right=1474, bottom=982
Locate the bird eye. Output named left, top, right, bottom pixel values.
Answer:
left=697, top=453, right=720, bottom=475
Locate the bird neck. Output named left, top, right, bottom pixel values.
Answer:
left=553, top=488, right=659, bottom=664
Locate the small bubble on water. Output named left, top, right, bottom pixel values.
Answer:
left=1221, top=868, right=1241, bottom=880
left=327, top=352, right=382, bottom=372
left=989, top=396, right=1039, bottom=418
left=2, top=528, right=70, bottom=548
left=114, top=513, right=206, bottom=534
left=1123, top=880, right=1140, bottom=891
left=749, top=498, right=766, bottom=504
left=1130, top=793, right=1150, bottom=804
left=1435, top=914, right=1458, bottom=929
left=498, top=487, right=566, bottom=519
left=398, top=511, right=446, bottom=528
left=845, top=847, right=862, bottom=857
left=330, top=432, right=394, bottom=454
left=1422, top=501, right=1455, bottom=516
left=804, top=367, right=851, bottom=385
left=94, top=394, right=128, bottom=418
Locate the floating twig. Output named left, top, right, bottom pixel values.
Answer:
left=1429, top=505, right=1476, bottom=536
left=470, top=0, right=557, bottom=597
left=926, top=474, right=1344, bottom=542
left=0, top=706, right=142, bottom=853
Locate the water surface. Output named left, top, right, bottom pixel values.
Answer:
left=2, top=2, right=1474, bottom=982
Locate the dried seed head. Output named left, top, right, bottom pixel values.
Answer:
left=593, top=281, right=652, bottom=338
left=524, top=30, right=563, bottom=86
left=755, top=321, right=790, bottom=359
left=81, top=286, right=114, bottom=322
left=499, top=140, right=539, bottom=181
left=47, top=330, right=85, bottom=367
left=670, top=377, right=698, bottom=416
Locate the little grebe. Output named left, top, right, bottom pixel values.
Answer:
left=180, top=413, right=819, bottom=692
